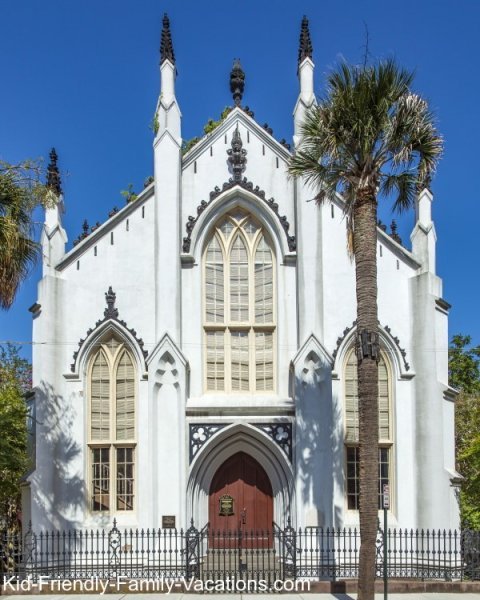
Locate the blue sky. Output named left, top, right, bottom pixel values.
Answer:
left=1, top=0, right=479, bottom=360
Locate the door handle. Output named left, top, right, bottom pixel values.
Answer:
left=241, top=508, right=247, bottom=524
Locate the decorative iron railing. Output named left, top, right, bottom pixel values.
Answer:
left=1, top=521, right=479, bottom=585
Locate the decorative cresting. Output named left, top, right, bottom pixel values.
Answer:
left=46, top=147, right=62, bottom=195
left=182, top=179, right=296, bottom=253
left=298, top=15, right=313, bottom=66
left=230, top=58, right=245, bottom=107
left=160, top=13, right=175, bottom=65
left=384, top=324, right=410, bottom=371
left=189, top=423, right=229, bottom=463
left=331, top=320, right=410, bottom=372
left=70, top=286, right=148, bottom=372
left=332, top=321, right=357, bottom=362
left=252, top=422, right=293, bottom=461
left=227, top=126, right=247, bottom=182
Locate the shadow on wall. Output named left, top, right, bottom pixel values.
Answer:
left=30, top=382, right=85, bottom=530
left=293, top=349, right=343, bottom=528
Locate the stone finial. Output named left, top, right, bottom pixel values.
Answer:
left=390, top=220, right=402, bottom=245
left=298, top=15, right=313, bottom=66
left=46, top=147, right=62, bottom=195
left=104, top=286, right=119, bottom=319
left=227, top=126, right=247, bottom=182
left=230, top=59, right=245, bottom=107
left=160, top=13, right=175, bottom=65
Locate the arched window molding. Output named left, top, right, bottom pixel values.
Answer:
left=203, top=209, right=276, bottom=393
left=343, top=348, right=394, bottom=511
left=332, top=321, right=412, bottom=380
left=185, top=189, right=291, bottom=262
left=87, top=333, right=136, bottom=513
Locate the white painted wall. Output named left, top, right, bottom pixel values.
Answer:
left=26, top=58, right=459, bottom=534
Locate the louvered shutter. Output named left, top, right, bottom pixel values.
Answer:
left=230, top=235, right=249, bottom=322
left=231, top=331, right=249, bottom=391
left=205, top=235, right=224, bottom=323
left=378, top=357, right=390, bottom=441
left=90, top=350, right=110, bottom=440
left=345, top=354, right=359, bottom=442
left=255, top=332, right=274, bottom=391
left=206, top=331, right=225, bottom=391
left=116, top=351, right=135, bottom=440
left=255, top=235, right=273, bottom=324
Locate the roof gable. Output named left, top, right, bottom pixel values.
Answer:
left=182, top=107, right=291, bottom=170
left=56, top=183, right=154, bottom=271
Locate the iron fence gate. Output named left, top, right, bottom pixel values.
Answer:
left=1, top=520, right=479, bottom=589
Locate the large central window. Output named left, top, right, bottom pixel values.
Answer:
left=204, top=209, right=275, bottom=393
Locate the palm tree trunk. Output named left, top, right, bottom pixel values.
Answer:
left=353, top=190, right=379, bottom=600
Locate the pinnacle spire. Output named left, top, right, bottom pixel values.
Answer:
left=230, top=59, right=245, bottom=107
left=160, top=13, right=175, bottom=65
left=298, top=15, right=313, bottom=66
left=46, top=147, right=62, bottom=195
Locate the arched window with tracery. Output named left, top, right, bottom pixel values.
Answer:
left=204, top=209, right=275, bottom=393
left=88, top=335, right=136, bottom=512
left=344, top=348, right=393, bottom=510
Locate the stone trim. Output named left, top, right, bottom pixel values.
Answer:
left=182, top=177, right=296, bottom=253
left=332, top=320, right=410, bottom=372
left=70, top=287, right=148, bottom=373
left=252, top=422, right=292, bottom=462
left=189, top=423, right=229, bottom=463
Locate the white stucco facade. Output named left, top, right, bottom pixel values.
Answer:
left=23, top=23, right=460, bottom=534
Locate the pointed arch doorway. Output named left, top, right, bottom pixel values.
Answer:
left=209, top=452, right=273, bottom=547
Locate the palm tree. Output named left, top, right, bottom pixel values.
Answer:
left=289, top=59, right=442, bottom=600
left=0, top=159, right=51, bottom=309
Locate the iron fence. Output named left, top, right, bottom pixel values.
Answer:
left=1, top=521, right=479, bottom=585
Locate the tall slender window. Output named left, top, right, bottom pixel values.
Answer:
left=88, top=335, right=136, bottom=512
left=344, top=349, right=393, bottom=509
left=204, top=209, right=275, bottom=392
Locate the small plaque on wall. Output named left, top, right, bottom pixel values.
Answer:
left=219, top=494, right=234, bottom=516
left=162, top=515, right=176, bottom=529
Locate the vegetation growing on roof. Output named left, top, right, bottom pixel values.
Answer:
left=182, top=107, right=233, bottom=155
left=121, top=183, right=138, bottom=204
left=150, top=111, right=159, bottom=136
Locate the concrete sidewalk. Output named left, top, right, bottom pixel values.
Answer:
left=2, top=595, right=480, bottom=599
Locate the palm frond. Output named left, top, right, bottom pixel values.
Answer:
left=380, top=172, right=418, bottom=213
left=0, top=168, right=43, bottom=309
left=290, top=58, right=442, bottom=221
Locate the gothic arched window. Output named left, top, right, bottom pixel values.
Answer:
left=204, top=209, right=275, bottom=393
left=344, top=348, right=393, bottom=510
left=88, top=335, right=136, bottom=512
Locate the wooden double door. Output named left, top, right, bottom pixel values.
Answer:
left=209, top=452, right=273, bottom=546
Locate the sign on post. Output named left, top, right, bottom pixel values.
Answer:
left=382, top=483, right=389, bottom=600
left=383, top=484, right=390, bottom=510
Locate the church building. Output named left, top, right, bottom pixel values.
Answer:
left=24, top=16, right=460, bottom=533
